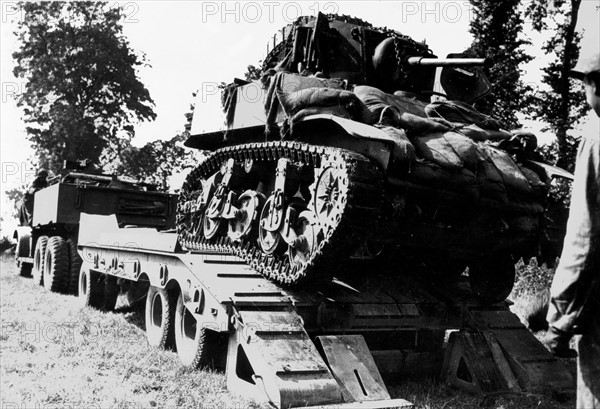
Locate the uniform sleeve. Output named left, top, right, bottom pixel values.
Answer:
left=547, top=134, right=600, bottom=333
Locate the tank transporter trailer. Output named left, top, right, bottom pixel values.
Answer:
left=13, top=14, right=575, bottom=408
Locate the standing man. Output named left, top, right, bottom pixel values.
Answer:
left=18, top=169, right=48, bottom=226
left=546, top=51, right=600, bottom=408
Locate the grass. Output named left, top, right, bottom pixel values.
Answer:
left=0, top=252, right=576, bottom=409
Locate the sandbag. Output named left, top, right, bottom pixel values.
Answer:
left=377, top=126, right=417, bottom=164
left=479, top=145, right=532, bottom=197
left=478, top=158, right=508, bottom=203
left=264, top=72, right=345, bottom=128
left=441, top=131, right=485, bottom=171
left=290, top=105, right=353, bottom=124
left=408, top=161, right=480, bottom=201
left=409, top=132, right=464, bottom=171
left=425, top=100, right=506, bottom=130
left=354, top=85, right=428, bottom=124
left=277, top=88, right=363, bottom=118
left=457, top=124, right=512, bottom=142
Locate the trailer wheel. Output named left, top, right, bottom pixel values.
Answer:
left=32, top=236, right=49, bottom=286
left=44, top=236, right=69, bottom=293
left=469, top=256, right=516, bottom=304
left=174, top=293, right=227, bottom=369
left=102, top=275, right=119, bottom=312
left=78, top=267, right=104, bottom=309
left=67, top=239, right=82, bottom=295
left=145, top=286, right=177, bottom=349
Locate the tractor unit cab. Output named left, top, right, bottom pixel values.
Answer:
left=179, top=13, right=571, bottom=303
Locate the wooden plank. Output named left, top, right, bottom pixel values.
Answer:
left=239, top=310, right=304, bottom=333
left=482, top=332, right=521, bottom=391
left=493, top=328, right=574, bottom=391
left=317, top=335, right=391, bottom=402
left=303, top=397, right=413, bottom=408
left=473, top=310, right=524, bottom=329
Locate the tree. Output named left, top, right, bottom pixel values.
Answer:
left=467, top=0, right=533, bottom=127
left=5, top=186, right=25, bottom=219
left=525, top=0, right=588, bottom=172
left=12, top=2, right=156, bottom=174
left=118, top=133, right=197, bottom=191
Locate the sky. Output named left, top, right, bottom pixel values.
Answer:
left=1, top=0, right=599, bottom=234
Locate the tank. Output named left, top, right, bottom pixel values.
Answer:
left=177, top=14, right=570, bottom=302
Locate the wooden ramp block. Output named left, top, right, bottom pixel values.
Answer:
left=441, top=331, right=520, bottom=394
left=492, top=328, right=574, bottom=392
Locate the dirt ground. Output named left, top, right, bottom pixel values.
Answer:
left=0, top=252, right=576, bottom=409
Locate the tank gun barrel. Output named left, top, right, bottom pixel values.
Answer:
left=406, top=57, right=488, bottom=67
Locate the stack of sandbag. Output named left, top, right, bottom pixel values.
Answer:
left=263, top=75, right=544, bottom=204
left=425, top=100, right=513, bottom=141
left=351, top=85, right=545, bottom=203
left=264, top=72, right=348, bottom=127
left=276, top=87, right=365, bottom=124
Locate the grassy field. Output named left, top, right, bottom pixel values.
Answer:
left=0, top=252, right=576, bottom=409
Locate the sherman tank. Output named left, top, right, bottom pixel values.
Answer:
left=177, top=14, right=570, bottom=302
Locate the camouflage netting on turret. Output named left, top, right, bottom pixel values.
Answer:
left=262, top=71, right=546, bottom=204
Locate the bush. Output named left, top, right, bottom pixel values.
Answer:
left=0, top=235, right=15, bottom=254
left=510, top=258, right=555, bottom=331
left=511, top=258, right=555, bottom=298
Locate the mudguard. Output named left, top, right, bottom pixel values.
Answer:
left=13, top=226, right=32, bottom=258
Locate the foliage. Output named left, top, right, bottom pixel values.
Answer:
left=511, top=258, right=555, bottom=299
left=12, top=1, right=156, bottom=174
left=0, top=236, right=15, bottom=253
left=244, top=64, right=262, bottom=81
left=538, top=142, right=574, bottom=206
left=524, top=0, right=589, bottom=172
left=4, top=186, right=26, bottom=219
left=117, top=133, right=196, bottom=191
left=467, top=0, right=533, bottom=128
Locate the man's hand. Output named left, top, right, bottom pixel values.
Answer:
left=545, top=326, right=577, bottom=358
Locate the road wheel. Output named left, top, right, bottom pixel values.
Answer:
left=102, top=275, right=119, bottom=311
left=145, top=286, right=177, bottom=349
left=78, top=266, right=104, bottom=309
left=469, top=256, right=516, bottom=304
left=44, top=236, right=69, bottom=293
left=174, top=293, right=227, bottom=369
left=32, top=236, right=48, bottom=286
left=67, top=239, right=82, bottom=295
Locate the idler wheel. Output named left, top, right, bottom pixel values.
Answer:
left=228, top=190, right=265, bottom=242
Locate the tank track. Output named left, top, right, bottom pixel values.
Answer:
left=177, top=141, right=383, bottom=286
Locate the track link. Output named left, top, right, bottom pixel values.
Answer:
left=177, top=141, right=383, bottom=286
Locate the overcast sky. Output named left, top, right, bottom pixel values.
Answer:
left=1, top=1, right=599, bottom=231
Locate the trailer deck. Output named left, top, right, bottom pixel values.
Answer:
left=75, top=214, right=573, bottom=408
